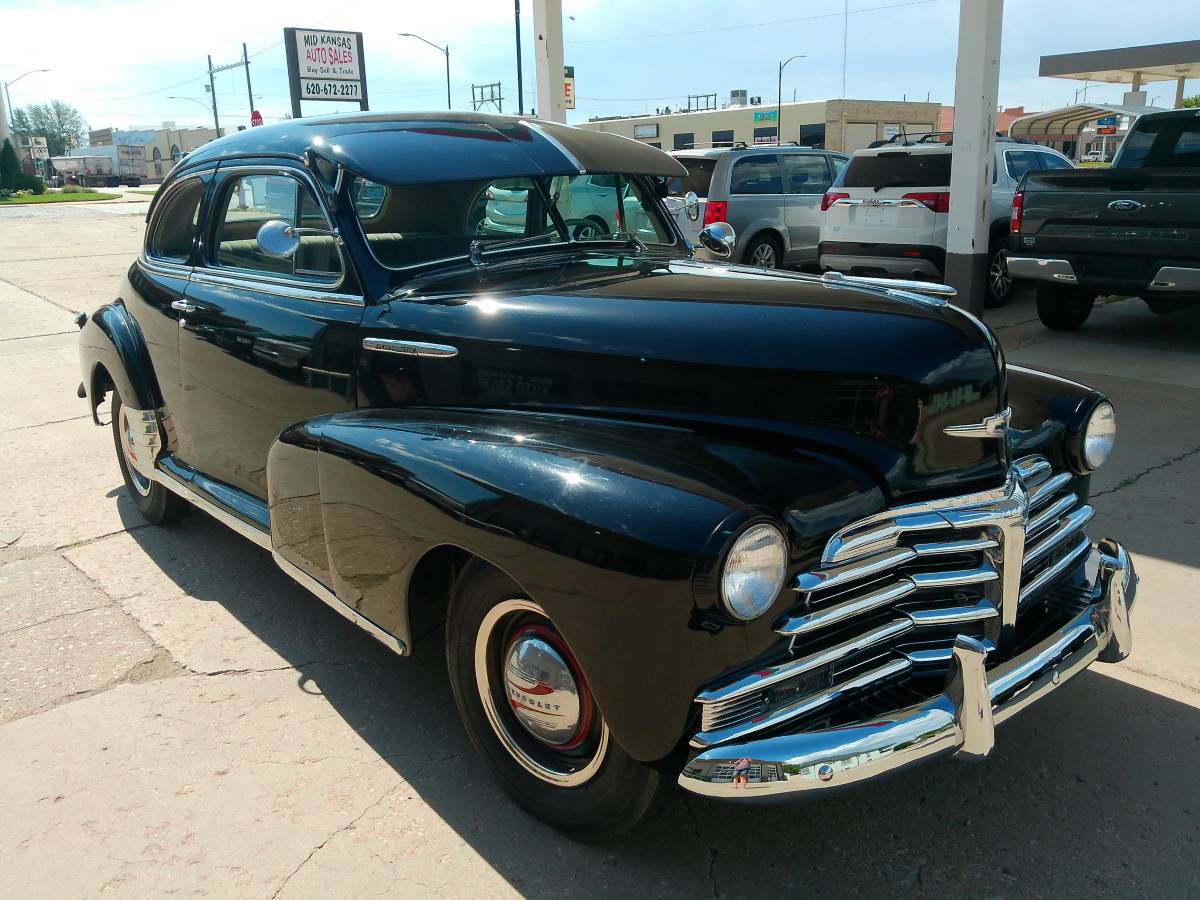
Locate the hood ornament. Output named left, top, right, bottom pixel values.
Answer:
left=944, top=407, right=1011, bottom=439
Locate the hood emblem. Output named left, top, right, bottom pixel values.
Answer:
left=1107, top=199, right=1143, bottom=212
left=944, top=407, right=1011, bottom=439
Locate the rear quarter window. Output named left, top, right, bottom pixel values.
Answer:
left=842, top=152, right=952, bottom=189
left=667, top=158, right=717, bottom=198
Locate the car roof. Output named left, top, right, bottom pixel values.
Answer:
left=670, top=145, right=831, bottom=159
left=177, top=111, right=686, bottom=185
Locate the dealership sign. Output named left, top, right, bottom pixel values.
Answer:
left=284, top=27, right=369, bottom=117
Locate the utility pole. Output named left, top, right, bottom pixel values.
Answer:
left=842, top=0, right=849, bottom=98
left=532, top=0, right=565, bottom=123
left=515, top=0, right=525, bottom=115
left=243, top=43, right=255, bottom=121
left=944, top=0, right=1003, bottom=315
left=207, top=55, right=220, bottom=135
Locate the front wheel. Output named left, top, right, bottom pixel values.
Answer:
left=111, top=389, right=187, bottom=525
left=1036, top=283, right=1096, bottom=331
left=446, top=561, right=665, bottom=841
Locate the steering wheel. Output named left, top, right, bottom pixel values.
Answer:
left=563, top=218, right=609, bottom=240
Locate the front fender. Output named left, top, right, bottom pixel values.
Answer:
left=273, top=407, right=881, bottom=761
left=1006, top=364, right=1106, bottom=480
left=78, top=301, right=161, bottom=420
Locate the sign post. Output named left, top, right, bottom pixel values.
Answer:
left=284, top=27, right=369, bottom=119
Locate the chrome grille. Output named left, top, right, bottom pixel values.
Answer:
left=694, top=455, right=1093, bottom=748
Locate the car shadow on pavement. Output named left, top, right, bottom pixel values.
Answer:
left=120, top=504, right=1200, bottom=897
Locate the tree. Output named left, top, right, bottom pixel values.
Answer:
left=1182, top=94, right=1200, bottom=109
left=11, top=101, right=88, bottom=156
left=0, top=139, right=21, bottom=189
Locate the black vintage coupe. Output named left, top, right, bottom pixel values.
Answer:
left=77, top=113, right=1135, bottom=841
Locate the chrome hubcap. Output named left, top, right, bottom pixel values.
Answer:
left=752, top=243, right=776, bottom=267
left=475, top=598, right=608, bottom=786
left=119, top=406, right=153, bottom=497
left=504, top=628, right=584, bottom=747
left=573, top=222, right=602, bottom=239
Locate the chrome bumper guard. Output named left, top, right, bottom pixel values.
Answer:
left=678, top=539, right=1135, bottom=799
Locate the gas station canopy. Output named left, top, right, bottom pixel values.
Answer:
left=1008, top=103, right=1153, bottom=139
left=1039, top=40, right=1200, bottom=85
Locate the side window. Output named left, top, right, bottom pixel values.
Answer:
left=351, top=179, right=387, bottom=218
left=730, top=155, right=783, bottom=194
left=1005, top=150, right=1043, bottom=181
left=212, top=174, right=342, bottom=281
left=147, top=178, right=204, bottom=262
left=782, top=154, right=832, bottom=195
left=1037, top=153, right=1073, bottom=171
left=829, top=155, right=849, bottom=178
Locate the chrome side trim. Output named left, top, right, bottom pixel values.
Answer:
left=520, top=120, right=586, bottom=173
left=155, top=466, right=272, bottom=551
left=362, top=337, right=459, bottom=358
left=187, top=270, right=365, bottom=307
left=1006, top=257, right=1078, bottom=284
left=138, top=254, right=194, bottom=280
left=154, top=460, right=406, bottom=657
left=272, top=552, right=407, bottom=657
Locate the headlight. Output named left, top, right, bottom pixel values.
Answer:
left=721, top=523, right=788, bottom=621
left=1083, top=401, right=1116, bottom=469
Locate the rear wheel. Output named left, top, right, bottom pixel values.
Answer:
left=984, top=240, right=1012, bottom=308
left=446, top=561, right=665, bottom=841
left=1036, top=283, right=1096, bottom=331
left=111, top=389, right=187, bottom=525
left=744, top=233, right=781, bottom=269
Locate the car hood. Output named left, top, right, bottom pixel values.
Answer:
left=367, top=256, right=1008, bottom=503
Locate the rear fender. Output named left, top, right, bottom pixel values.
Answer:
left=79, top=301, right=162, bottom=422
left=270, top=407, right=881, bottom=761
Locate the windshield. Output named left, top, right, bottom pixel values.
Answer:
left=351, top=173, right=676, bottom=271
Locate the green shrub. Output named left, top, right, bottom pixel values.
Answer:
left=22, top=175, right=46, bottom=194
left=0, top=139, right=21, bottom=189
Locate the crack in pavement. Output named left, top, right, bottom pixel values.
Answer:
left=0, top=273, right=80, bottom=314
left=1091, top=444, right=1200, bottom=499
left=270, top=783, right=403, bottom=899
left=5, top=414, right=92, bottom=433
left=682, top=794, right=720, bottom=898
left=0, top=603, right=109, bottom=637
left=0, top=330, right=75, bottom=342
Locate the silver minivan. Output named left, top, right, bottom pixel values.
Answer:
left=666, top=146, right=849, bottom=268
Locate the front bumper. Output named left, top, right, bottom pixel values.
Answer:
left=678, top=539, right=1135, bottom=799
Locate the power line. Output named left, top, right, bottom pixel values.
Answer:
left=459, top=0, right=935, bottom=47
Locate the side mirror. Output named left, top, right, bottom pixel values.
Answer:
left=683, top=191, right=700, bottom=222
left=698, top=221, right=736, bottom=259
left=257, top=220, right=301, bottom=260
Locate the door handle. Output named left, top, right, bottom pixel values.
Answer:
left=362, top=338, right=458, bottom=358
left=171, top=299, right=198, bottom=314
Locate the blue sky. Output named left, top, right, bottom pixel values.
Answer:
left=2, top=0, right=1197, bottom=133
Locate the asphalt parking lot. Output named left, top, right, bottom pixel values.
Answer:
left=1, top=198, right=1198, bottom=898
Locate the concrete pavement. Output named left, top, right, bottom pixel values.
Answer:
left=1, top=201, right=1197, bottom=898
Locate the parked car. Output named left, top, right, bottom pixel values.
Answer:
left=665, top=144, right=849, bottom=268
left=1008, top=108, right=1200, bottom=330
left=77, top=113, right=1135, bottom=841
left=819, top=136, right=1074, bottom=306
left=1081, top=150, right=1107, bottom=163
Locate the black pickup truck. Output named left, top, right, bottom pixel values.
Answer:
left=1008, top=108, right=1200, bottom=330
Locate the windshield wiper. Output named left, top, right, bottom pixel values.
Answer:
left=469, top=234, right=566, bottom=265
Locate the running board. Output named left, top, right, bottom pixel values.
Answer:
left=154, top=457, right=407, bottom=656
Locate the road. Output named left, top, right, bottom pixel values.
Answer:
left=1, top=200, right=1198, bottom=898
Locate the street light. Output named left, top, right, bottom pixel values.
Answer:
left=3, top=68, right=51, bottom=137
left=398, top=32, right=451, bottom=110
left=168, top=95, right=215, bottom=112
left=777, top=55, right=806, bottom=145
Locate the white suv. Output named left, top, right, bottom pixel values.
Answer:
left=819, top=137, right=1074, bottom=306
